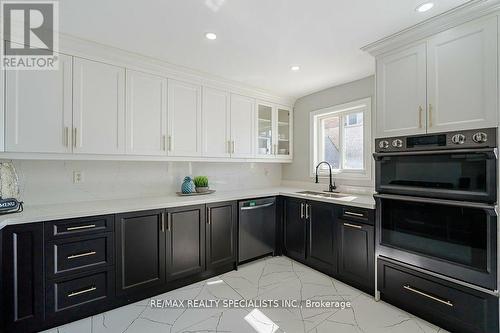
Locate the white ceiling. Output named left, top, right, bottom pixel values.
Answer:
left=59, top=0, right=471, bottom=99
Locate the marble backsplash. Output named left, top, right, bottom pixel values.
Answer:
left=9, top=160, right=282, bottom=205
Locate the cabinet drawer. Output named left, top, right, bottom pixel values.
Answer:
left=45, top=215, right=114, bottom=239
left=339, top=206, right=374, bottom=225
left=46, top=233, right=114, bottom=278
left=46, top=269, right=114, bottom=316
left=378, top=259, right=498, bottom=333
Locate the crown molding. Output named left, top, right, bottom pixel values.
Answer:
left=361, top=0, right=500, bottom=56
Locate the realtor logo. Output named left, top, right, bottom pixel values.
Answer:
left=1, top=1, right=59, bottom=70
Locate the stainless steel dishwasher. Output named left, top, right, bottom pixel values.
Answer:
left=238, top=197, right=276, bottom=263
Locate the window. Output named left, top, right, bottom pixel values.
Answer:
left=310, top=98, right=371, bottom=178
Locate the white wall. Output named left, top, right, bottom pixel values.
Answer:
left=11, top=160, right=281, bottom=205
left=282, top=76, right=375, bottom=189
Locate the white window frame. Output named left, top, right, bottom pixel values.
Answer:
left=309, top=97, right=372, bottom=180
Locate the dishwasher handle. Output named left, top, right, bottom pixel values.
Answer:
left=240, top=202, right=275, bottom=210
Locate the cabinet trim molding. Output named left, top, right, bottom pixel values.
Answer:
left=362, top=0, right=500, bottom=56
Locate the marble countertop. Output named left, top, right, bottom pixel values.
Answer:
left=0, top=187, right=375, bottom=230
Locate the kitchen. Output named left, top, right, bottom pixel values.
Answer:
left=0, top=1, right=498, bottom=333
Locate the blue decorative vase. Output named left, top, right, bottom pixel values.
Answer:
left=181, top=176, right=195, bottom=194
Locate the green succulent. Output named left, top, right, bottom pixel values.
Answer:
left=193, top=176, right=209, bottom=188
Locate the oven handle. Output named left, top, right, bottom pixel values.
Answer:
left=373, top=147, right=497, bottom=159
left=374, top=193, right=497, bottom=212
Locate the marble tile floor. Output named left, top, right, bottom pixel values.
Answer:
left=42, top=256, right=448, bottom=333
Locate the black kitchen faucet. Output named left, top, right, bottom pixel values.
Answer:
left=315, top=161, right=337, bottom=192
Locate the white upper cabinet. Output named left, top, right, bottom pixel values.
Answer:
left=230, top=94, right=255, bottom=158
left=426, top=16, right=497, bottom=133
left=375, top=16, right=498, bottom=137
left=276, top=106, right=292, bottom=159
left=0, top=47, right=291, bottom=161
left=256, top=101, right=274, bottom=158
left=376, top=43, right=427, bottom=137
left=255, top=101, right=293, bottom=158
left=167, top=79, right=202, bottom=157
left=73, top=58, right=125, bottom=154
left=202, top=87, right=230, bottom=157
left=5, top=53, right=73, bottom=153
left=126, top=70, right=168, bottom=155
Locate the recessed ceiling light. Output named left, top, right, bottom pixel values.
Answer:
left=205, top=32, right=217, bottom=40
left=416, top=2, right=434, bottom=12
left=290, top=65, right=300, bottom=71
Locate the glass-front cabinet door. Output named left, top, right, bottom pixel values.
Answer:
left=256, top=101, right=292, bottom=159
left=276, top=106, right=291, bottom=158
left=256, top=102, right=274, bottom=157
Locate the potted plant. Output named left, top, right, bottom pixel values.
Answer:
left=193, top=176, right=209, bottom=193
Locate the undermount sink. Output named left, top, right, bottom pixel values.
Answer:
left=296, top=190, right=350, bottom=198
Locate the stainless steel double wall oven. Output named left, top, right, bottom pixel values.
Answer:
left=374, top=128, right=498, bottom=291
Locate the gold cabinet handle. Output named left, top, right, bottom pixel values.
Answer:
left=168, top=136, right=172, bottom=151
left=66, top=224, right=96, bottom=231
left=67, top=251, right=96, bottom=259
left=166, top=212, right=171, bottom=231
left=68, top=286, right=96, bottom=298
left=232, top=141, right=235, bottom=154
left=72, top=128, right=78, bottom=148
left=305, top=204, right=310, bottom=219
left=161, top=212, right=165, bottom=232
left=163, top=135, right=167, bottom=152
left=418, top=106, right=423, bottom=128
left=403, top=284, right=453, bottom=307
left=300, top=203, right=304, bottom=219
left=207, top=207, right=211, bottom=225
left=64, top=127, right=70, bottom=147
left=343, top=222, right=362, bottom=229
left=428, top=104, right=433, bottom=127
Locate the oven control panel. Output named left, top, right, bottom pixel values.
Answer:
left=375, top=127, right=497, bottom=152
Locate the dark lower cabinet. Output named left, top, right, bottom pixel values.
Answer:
left=378, top=258, right=499, bottom=333
left=337, top=218, right=374, bottom=294
left=166, top=205, right=206, bottom=282
left=0, top=201, right=233, bottom=333
left=115, top=209, right=166, bottom=296
left=283, top=197, right=306, bottom=261
left=206, top=201, right=237, bottom=270
left=45, top=268, right=115, bottom=322
left=282, top=197, right=375, bottom=292
left=45, top=232, right=114, bottom=278
left=1, top=224, right=45, bottom=333
left=306, top=201, right=336, bottom=275
left=283, top=198, right=336, bottom=274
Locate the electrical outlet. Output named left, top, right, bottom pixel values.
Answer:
left=73, top=171, right=84, bottom=184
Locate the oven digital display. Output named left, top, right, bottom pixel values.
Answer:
left=406, top=134, right=446, bottom=148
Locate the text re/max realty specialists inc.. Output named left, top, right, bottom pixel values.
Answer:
left=150, top=299, right=352, bottom=310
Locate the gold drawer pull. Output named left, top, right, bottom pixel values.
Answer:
left=343, top=222, right=362, bottom=229
left=418, top=106, right=423, bottom=128
left=66, top=224, right=96, bottom=231
left=67, top=286, right=96, bottom=298
left=67, top=251, right=96, bottom=259
left=428, top=104, right=433, bottom=127
left=344, top=211, right=364, bottom=217
left=403, top=284, right=453, bottom=307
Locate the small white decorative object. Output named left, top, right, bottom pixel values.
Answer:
left=0, top=162, right=20, bottom=199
